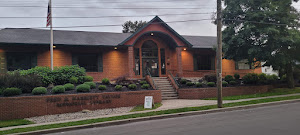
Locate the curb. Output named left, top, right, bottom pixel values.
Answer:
left=12, top=99, right=300, bottom=135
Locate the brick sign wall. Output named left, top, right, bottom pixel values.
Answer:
left=0, top=90, right=161, bottom=120
left=178, top=85, right=273, bottom=99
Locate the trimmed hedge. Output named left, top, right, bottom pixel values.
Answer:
left=32, top=87, right=47, bottom=95
left=115, top=85, right=122, bottom=91
left=52, top=85, right=65, bottom=94
left=180, top=79, right=187, bottom=84
left=18, top=65, right=86, bottom=86
left=207, top=82, right=216, bottom=87
left=102, top=78, right=110, bottom=84
left=84, top=76, right=93, bottom=82
left=224, top=75, right=234, bottom=83
left=64, top=83, right=75, bottom=91
left=129, top=84, right=137, bottom=90
left=234, top=73, right=240, bottom=80
left=139, top=81, right=147, bottom=85
left=204, top=74, right=217, bottom=82
left=186, top=82, right=194, bottom=86
left=222, top=81, right=229, bottom=87
left=76, top=84, right=90, bottom=92
left=141, top=84, right=150, bottom=89
left=98, top=85, right=107, bottom=90
left=229, top=81, right=237, bottom=85
left=3, top=88, right=22, bottom=97
left=84, top=82, right=96, bottom=89
left=69, top=77, right=78, bottom=84
left=195, top=82, right=203, bottom=87
left=242, top=73, right=259, bottom=84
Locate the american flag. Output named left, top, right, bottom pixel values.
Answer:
left=46, top=0, right=51, bottom=27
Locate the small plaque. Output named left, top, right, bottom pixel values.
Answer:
left=144, top=96, right=153, bottom=109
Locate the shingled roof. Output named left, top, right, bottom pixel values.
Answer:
left=0, top=28, right=216, bottom=48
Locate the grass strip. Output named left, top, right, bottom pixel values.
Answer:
left=0, top=119, right=34, bottom=128
left=1, top=95, right=300, bottom=135
left=204, top=87, right=300, bottom=100
left=130, top=103, right=162, bottom=112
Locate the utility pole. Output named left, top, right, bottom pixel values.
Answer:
left=216, top=0, right=223, bottom=108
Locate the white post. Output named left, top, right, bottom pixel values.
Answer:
left=50, top=0, right=54, bottom=70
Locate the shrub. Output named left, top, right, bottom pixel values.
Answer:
left=129, top=84, right=137, bottom=90
left=195, top=82, right=203, bottom=87
left=84, top=82, right=96, bottom=89
left=207, top=82, right=216, bottom=87
left=64, top=83, right=75, bottom=91
left=32, top=87, right=47, bottom=95
left=224, top=75, right=234, bottom=83
left=180, top=79, right=187, bottom=84
left=242, top=73, right=259, bottom=84
left=204, top=74, right=217, bottom=82
left=266, top=74, right=278, bottom=84
left=78, top=76, right=85, bottom=84
left=186, top=82, right=194, bottom=86
left=258, top=73, right=268, bottom=84
left=222, top=81, right=229, bottom=87
left=139, top=81, right=147, bottom=85
left=69, top=77, right=78, bottom=84
left=76, top=84, right=90, bottom=92
left=115, top=85, right=122, bottom=91
left=84, top=76, right=93, bottom=82
left=18, top=65, right=86, bottom=86
left=281, top=74, right=287, bottom=82
left=229, top=81, right=237, bottom=85
left=102, top=78, right=110, bottom=84
left=0, top=72, right=42, bottom=93
left=141, top=84, right=150, bottom=89
left=3, top=88, right=22, bottom=96
left=234, top=73, right=240, bottom=80
left=0, top=87, right=4, bottom=95
left=52, top=85, right=65, bottom=94
left=98, top=85, right=107, bottom=90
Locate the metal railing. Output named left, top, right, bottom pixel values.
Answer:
left=167, top=70, right=179, bottom=87
left=146, top=68, right=158, bottom=90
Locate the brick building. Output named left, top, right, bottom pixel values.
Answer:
left=0, top=16, right=261, bottom=81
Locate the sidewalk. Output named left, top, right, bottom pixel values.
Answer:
left=1, top=93, right=300, bottom=131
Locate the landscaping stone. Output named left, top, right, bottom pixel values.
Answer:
left=25, top=107, right=134, bottom=124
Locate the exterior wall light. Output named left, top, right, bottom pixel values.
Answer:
left=183, top=48, right=187, bottom=51
left=53, top=46, right=56, bottom=48
left=150, top=33, right=154, bottom=36
left=114, top=47, right=118, bottom=50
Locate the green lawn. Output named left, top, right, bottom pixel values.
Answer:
left=0, top=119, right=34, bottom=128
left=1, top=95, right=300, bottom=135
left=204, top=87, right=300, bottom=100
left=130, top=103, right=162, bottom=112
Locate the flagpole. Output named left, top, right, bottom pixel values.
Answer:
left=50, top=0, right=54, bottom=70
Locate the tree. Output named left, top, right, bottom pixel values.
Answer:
left=222, top=0, right=300, bottom=88
left=122, top=20, right=147, bottom=33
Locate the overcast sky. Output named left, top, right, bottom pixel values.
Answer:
left=0, top=0, right=300, bottom=36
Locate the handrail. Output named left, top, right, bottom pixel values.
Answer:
left=168, top=70, right=179, bottom=87
left=146, top=69, right=157, bottom=90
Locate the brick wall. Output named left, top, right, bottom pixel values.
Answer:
left=178, top=85, right=273, bottom=99
left=0, top=90, right=161, bottom=120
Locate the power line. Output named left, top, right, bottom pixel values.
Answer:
left=0, top=0, right=203, bottom=3
left=0, top=6, right=215, bottom=9
left=223, top=19, right=299, bottom=27
left=0, top=18, right=213, bottom=29
left=0, top=12, right=215, bottom=19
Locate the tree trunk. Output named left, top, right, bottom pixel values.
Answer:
left=286, top=64, right=295, bottom=89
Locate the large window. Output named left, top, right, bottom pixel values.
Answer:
left=235, top=59, right=253, bottom=70
left=134, top=48, right=140, bottom=75
left=72, top=53, right=103, bottom=72
left=160, top=48, right=166, bottom=75
left=193, top=55, right=215, bottom=70
left=6, top=52, right=37, bottom=71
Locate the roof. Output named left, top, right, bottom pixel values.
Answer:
left=0, top=28, right=216, bottom=48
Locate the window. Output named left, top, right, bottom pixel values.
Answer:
left=72, top=53, right=102, bottom=72
left=193, top=54, right=215, bottom=70
left=134, top=48, right=140, bottom=75
left=6, top=52, right=37, bottom=71
left=141, top=40, right=158, bottom=58
left=235, top=59, right=253, bottom=70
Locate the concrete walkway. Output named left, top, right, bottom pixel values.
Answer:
left=1, top=93, right=300, bottom=131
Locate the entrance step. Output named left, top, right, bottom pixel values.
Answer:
left=152, top=77, right=178, bottom=100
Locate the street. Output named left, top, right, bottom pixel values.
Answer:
left=49, top=102, right=300, bottom=135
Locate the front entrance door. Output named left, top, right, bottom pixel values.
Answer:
left=142, top=58, right=159, bottom=77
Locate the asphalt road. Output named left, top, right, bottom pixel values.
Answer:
left=49, top=102, right=300, bottom=135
